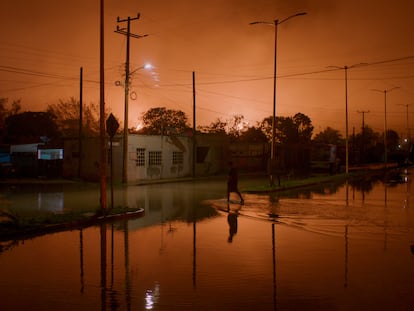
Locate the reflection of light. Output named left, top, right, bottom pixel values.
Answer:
left=38, top=192, right=64, bottom=212
left=145, top=282, right=160, bottom=310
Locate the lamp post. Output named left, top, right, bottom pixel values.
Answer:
left=250, top=12, right=306, bottom=186
left=115, top=63, right=152, bottom=183
left=371, top=87, right=400, bottom=168
left=327, top=63, right=367, bottom=176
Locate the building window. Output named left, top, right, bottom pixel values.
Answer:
left=136, top=148, right=145, bottom=166
left=148, top=151, right=162, bottom=166
left=172, top=151, right=183, bottom=165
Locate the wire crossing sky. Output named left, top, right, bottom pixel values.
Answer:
left=1, top=0, right=414, bottom=136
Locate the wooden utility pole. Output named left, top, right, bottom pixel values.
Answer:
left=99, top=0, right=107, bottom=211
left=115, top=14, right=147, bottom=184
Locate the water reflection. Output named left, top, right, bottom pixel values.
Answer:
left=1, top=170, right=414, bottom=310
left=227, top=211, right=238, bottom=243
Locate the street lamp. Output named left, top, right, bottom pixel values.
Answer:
left=250, top=12, right=307, bottom=186
left=327, top=63, right=367, bottom=176
left=371, top=87, right=400, bottom=168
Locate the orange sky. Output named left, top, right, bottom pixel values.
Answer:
left=1, top=0, right=414, bottom=137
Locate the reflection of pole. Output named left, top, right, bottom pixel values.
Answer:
left=100, top=223, right=107, bottom=311
left=124, top=220, right=131, bottom=311
left=79, top=229, right=84, bottom=293
left=192, top=182, right=197, bottom=288
left=193, top=218, right=197, bottom=288
left=384, top=183, right=388, bottom=251
left=111, top=224, right=115, bottom=288
left=271, top=223, right=277, bottom=311
left=344, top=225, right=349, bottom=288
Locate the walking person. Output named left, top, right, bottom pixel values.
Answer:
left=227, top=161, right=244, bottom=204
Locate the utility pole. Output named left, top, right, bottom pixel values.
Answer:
left=115, top=14, right=147, bottom=184
left=79, top=67, right=83, bottom=179
left=371, top=87, right=400, bottom=168
left=357, top=110, right=369, bottom=163
left=192, top=71, right=196, bottom=178
left=99, top=0, right=107, bottom=211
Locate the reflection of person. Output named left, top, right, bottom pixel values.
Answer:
left=227, top=161, right=244, bottom=204
left=227, top=212, right=238, bottom=243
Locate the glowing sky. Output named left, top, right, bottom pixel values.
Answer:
left=1, top=0, right=414, bottom=136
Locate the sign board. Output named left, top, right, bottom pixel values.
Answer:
left=106, top=113, right=119, bottom=138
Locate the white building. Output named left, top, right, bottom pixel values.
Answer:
left=63, top=133, right=228, bottom=182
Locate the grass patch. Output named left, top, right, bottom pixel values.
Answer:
left=242, top=173, right=350, bottom=193
left=0, top=205, right=141, bottom=233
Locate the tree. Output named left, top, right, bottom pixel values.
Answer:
left=46, top=97, right=102, bottom=137
left=260, top=112, right=314, bottom=144
left=293, top=113, right=313, bottom=143
left=238, top=125, right=268, bottom=143
left=138, top=107, right=190, bottom=135
left=0, top=98, right=21, bottom=134
left=198, top=115, right=250, bottom=141
left=313, top=127, right=343, bottom=145
left=386, top=129, right=399, bottom=152
left=198, top=118, right=227, bottom=134
left=5, top=111, right=60, bottom=144
left=226, top=114, right=248, bottom=140
left=276, top=116, right=298, bottom=144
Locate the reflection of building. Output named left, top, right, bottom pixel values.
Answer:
left=64, top=133, right=232, bottom=182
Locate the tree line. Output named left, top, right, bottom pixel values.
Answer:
left=0, top=97, right=409, bottom=165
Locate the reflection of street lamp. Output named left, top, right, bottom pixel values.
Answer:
left=250, top=12, right=307, bottom=186
left=371, top=87, right=400, bottom=168
left=327, top=63, right=367, bottom=176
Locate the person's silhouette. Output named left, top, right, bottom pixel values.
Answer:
left=227, top=212, right=238, bottom=243
left=227, top=161, right=244, bottom=204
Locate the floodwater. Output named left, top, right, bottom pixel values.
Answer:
left=1, top=170, right=414, bottom=311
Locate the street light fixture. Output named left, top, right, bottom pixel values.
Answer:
left=250, top=12, right=307, bottom=186
left=371, top=87, right=400, bottom=168
left=327, top=63, right=367, bottom=176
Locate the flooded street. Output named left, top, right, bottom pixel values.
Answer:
left=1, top=170, right=414, bottom=310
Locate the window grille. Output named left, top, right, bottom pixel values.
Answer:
left=136, top=148, right=145, bottom=166
left=148, top=151, right=162, bottom=166
left=172, top=151, right=183, bottom=165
